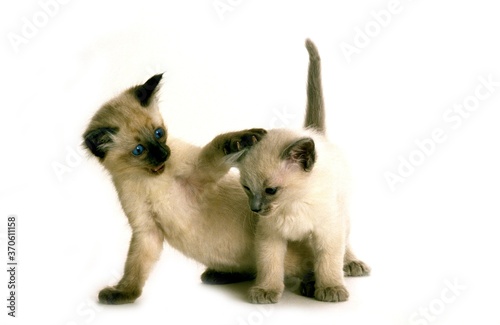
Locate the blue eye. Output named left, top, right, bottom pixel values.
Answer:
left=154, top=128, right=165, bottom=139
left=132, top=144, right=145, bottom=156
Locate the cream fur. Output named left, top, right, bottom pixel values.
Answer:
left=237, top=119, right=369, bottom=304
left=83, top=85, right=313, bottom=305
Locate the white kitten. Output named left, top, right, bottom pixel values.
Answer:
left=234, top=39, right=370, bottom=304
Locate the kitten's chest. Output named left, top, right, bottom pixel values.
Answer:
left=119, top=175, right=193, bottom=227
left=272, top=211, right=314, bottom=241
left=147, top=176, right=196, bottom=220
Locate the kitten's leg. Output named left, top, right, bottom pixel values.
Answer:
left=302, top=247, right=370, bottom=298
left=193, top=128, right=267, bottom=183
left=201, top=269, right=255, bottom=284
left=299, top=271, right=316, bottom=298
left=302, top=246, right=370, bottom=298
left=343, top=244, right=371, bottom=277
left=98, top=227, right=164, bottom=304
left=312, top=231, right=349, bottom=302
left=249, top=227, right=287, bottom=304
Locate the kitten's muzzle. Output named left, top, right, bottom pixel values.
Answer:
left=148, top=143, right=171, bottom=175
left=151, top=163, right=166, bottom=174
left=250, top=195, right=263, bottom=213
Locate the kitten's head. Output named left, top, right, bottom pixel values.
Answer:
left=237, top=129, right=316, bottom=216
left=83, top=74, right=170, bottom=176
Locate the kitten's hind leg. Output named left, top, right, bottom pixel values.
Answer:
left=201, top=269, right=255, bottom=285
left=343, top=244, right=371, bottom=277
left=299, top=271, right=316, bottom=298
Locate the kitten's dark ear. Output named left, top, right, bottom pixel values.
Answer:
left=134, top=74, right=163, bottom=107
left=83, top=127, right=118, bottom=159
left=280, top=137, right=316, bottom=171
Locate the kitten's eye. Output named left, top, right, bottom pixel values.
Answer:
left=242, top=185, right=250, bottom=192
left=132, top=144, right=145, bottom=156
left=154, top=127, right=165, bottom=139
left=265, top=187, right=278, bottom=195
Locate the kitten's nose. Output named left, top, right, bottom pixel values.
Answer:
left=251, top=206, right=262, bottom=213
left=149, top=143, right=171, bottom=164
left=250, top=196, right=263, bottom=213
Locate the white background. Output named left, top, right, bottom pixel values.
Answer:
left=1, top=0, right=500, bottom=324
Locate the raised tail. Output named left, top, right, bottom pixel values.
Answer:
left=303, top=38, right=326, bottom=134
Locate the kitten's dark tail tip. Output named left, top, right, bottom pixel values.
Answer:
left=305, top=39, right=320, bottom=61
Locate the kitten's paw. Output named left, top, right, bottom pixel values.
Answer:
left=314, top=285, right=349, bottom=302
left=248, top=286, right=282, bottom=304
left=201, top=269, right=255, bottom=284
left=223, top=128, right=267, bottom=155
left=300, top=281, right=316, bottom=298
left=299, top=271, right=316, bottom=298
left=344, top=260, right=371, bottom=277
left=98, top=286, right=141, bottom=305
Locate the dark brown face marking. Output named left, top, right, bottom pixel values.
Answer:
left=128, top=125, right=170, bottom=175
left=145, top=140, right=170, bottom=170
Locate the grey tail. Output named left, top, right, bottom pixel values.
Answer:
left=303, top=39, right=325, bottom=134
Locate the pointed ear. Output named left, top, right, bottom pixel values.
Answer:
left=83, top=127, right=119, bottom=159
left=280, top=137, right=316, bottom=171
left=134, top=74, right=163, bottom=107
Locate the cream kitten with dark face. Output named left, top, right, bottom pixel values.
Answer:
left=233, top=39, right=370, bottom=304
left=83, top=73, right=316, bottom=305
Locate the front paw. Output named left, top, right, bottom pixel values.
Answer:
left=223, top=128, right=267, bottom=155
left=314, top=285, right=349, bottom=302
left=249, top=286, right=283, bottom=304
left=344, top=260, right=371, bottom=277
left=98, top=286, right=141, bottom=305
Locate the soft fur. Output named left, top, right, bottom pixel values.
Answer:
left=83, top=74, right=314, bottom=305
left=234, top=39, right=370, bottom=304
left=82, top=39, right=368, bottom=305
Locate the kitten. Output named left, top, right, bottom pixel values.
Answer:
left=232, top=39, right=370, bottom=304
left=82, top=74, right=315, bottom=304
